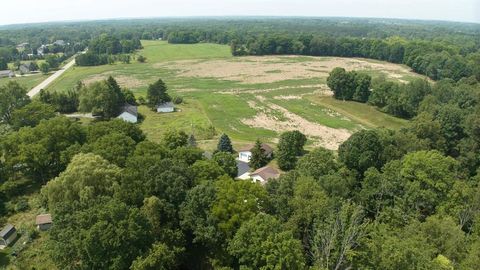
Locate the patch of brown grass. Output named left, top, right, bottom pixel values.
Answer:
left=82, top=74, right=146, bottom=89
left=156, top=56, right=422, bottom=84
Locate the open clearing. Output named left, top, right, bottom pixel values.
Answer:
left=156, top=55, right=422, bottom=84
left=29, top=41, right=419, bottom=150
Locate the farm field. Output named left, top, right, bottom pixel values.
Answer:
left=39, top=40, right=420, bottom=150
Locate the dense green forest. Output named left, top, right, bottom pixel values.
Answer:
left=1, top=18, right=480, bottom=269
left=1, top=76, right=480, bottom=269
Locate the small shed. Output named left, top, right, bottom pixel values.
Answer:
left=156, top=102, right=175, bottom=113
left=0, top=224, right=17, bottom=249
left=36, top=214, right=53, bottom=231
left=117, top=104, right=138, bottom=123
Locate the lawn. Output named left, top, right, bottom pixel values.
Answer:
left=36, top=40, right=416, bottom=149
left=307, top=95, right=409, bottom=130
left=0, top=74, right=48, bottom=90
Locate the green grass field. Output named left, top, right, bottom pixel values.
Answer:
left=0, top=74, right=48, bottom=90
left=10, top=40, right=416, bottom=150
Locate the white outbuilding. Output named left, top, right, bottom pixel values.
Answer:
left=0, top=224, right=17, bottom=249
left=156, top=102, right=175, bottom=113
left=117, top=104, right=138, bottom=123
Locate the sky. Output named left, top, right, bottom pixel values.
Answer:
left=0, top=0, right=479, bottom=26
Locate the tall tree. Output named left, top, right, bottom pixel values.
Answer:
left=228, top=213, right=305, bottom=269
left=327, top=67, right=355, bottom=101
left=277, top=130, right=307, bottom=171
left=147, top=79, right=171, bottom=109
left=217, top=133, right=234, bottom=153
left=249, top=139, right=268, bottom=170
left=353, top=73, right=372, bottom=102
left=79, top=80, right=124, bottom=118
left=213, top=151, right=238, bottom=178
left=338, top=129, right=384, bottom=175
left=0, top=81, right=30, bottom=123
left=10, top=101, right=56, bottom=130
left=311, top=202, right=368, bottom=270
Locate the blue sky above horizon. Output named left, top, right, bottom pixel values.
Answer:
left=0, top=0, right=479, bottom=26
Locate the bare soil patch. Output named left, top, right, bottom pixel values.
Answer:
left=82, top=74, right=146, bottom=89
left=242, top=98, right=351, bottom=150
left=156, top=56, right=422, bottom=84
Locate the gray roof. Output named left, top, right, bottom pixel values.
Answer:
left=0, top=70, right=12, bottom=75
left=121, top=104, right=138, bottom=117
left=0, top=224, right=16, bottom=239
left=237, top=160, right=250, bottom=177
left=157, top=102, right=174, bottom=109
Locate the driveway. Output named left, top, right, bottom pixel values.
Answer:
left=237, top=160, right=250, bottom=178
left=27, top=57, right=76, bottom=98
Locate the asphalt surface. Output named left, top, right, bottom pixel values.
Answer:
left=27, top=57, right=76, bottom=97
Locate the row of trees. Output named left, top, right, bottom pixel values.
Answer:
left=75, top=34, right=142, bottom=66
left=327, top=67, right=372, bottom=102
left=229, top=35, right=478, bottom=82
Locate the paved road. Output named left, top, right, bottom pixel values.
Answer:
left=27, top=57, right=76, bottom=97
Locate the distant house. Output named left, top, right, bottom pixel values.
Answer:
left=53, top=40, right=66, bottom=46
left=238, top=143, right=273, bottom=163
left=16, top=42, right=29, bottom=51
left=0, top=224, right=17, bottom=249
left=19, top=64, right=30, bottom=74
left=36, top=214, right=53, bottom=231
left=0, top=70, right=15, bottom=79
left=117, top=104, right=138, bottom=123
left=156, top=102, right=175, bottom=113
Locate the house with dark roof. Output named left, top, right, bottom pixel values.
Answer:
left=238, top=143, right=273, bottom=163
left=250, top=166, right=281, bottom=184
left=156, top=102, right=175, bottom=113
left=0, top=224, right=17, bottom=249
left=117, top=104, right=138, bottom=123
left=36, top=214, right=53, bottom=231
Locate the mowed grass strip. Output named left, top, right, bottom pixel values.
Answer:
left=141, top=40, right=232, bottom=62
left=139, top=101, right=213, bottom=143
left=268, top=97, right=360, bottom=131
left=307, top=95, right=409, bottom=130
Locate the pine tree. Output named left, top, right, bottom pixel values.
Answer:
left=217, top=133, right=234, bottom=153
left=249, top=139, right=268, bottom=170
left=188, top=134, right=197, bottom=147
left=147, top=79, right=171, bottom=109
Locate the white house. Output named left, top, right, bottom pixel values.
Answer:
left=117, top=104, right=138, bottom=123
left=250, top=166, right=281, bottom=184
left=156, top=102, right=175, bottom=113
left=0, top=224, right=17, bottom=249
left=36, top=214, right=53, bottom=231
left=238, top=143, right=273, bottom=163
